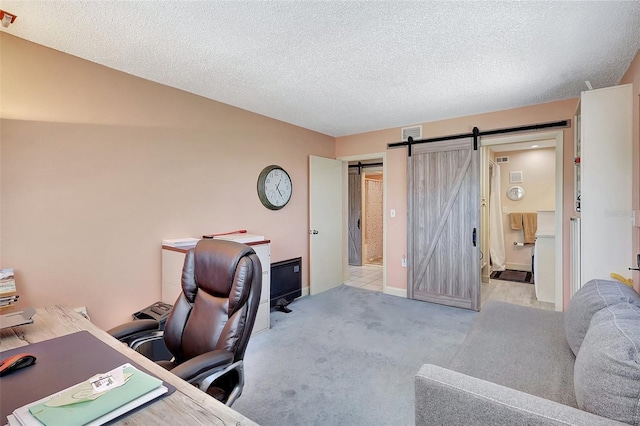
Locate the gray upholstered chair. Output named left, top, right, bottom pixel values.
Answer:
left=108, top=239, right=262, bottom=406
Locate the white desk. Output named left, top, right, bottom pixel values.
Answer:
left=0, top=306, right=256, bottom=426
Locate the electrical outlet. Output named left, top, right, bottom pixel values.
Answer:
left=401, top=256, right=407, bottom=267
left=390, top=209, right=396, bottom=218
left=74, top=306, right=90, bottom=320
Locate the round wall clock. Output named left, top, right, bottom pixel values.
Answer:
left=257, top=165, right=292, bottom=210
left=507, top=185, right=525, bottom=201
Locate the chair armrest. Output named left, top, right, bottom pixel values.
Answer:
left=416, top=364, right=624, bottom=425
left=107, top=319, right=160, bottom=340
left=170, top=350, right=234, bottom=382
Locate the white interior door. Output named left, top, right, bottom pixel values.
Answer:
left=309, top=155, right=343, bottom=295
left=580, top=84, right=632, bottom=285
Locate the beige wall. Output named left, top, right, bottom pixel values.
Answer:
left=0, top=34, right=335, bottom=329
left=499, top=148, right=556, bottom=270
left=336, top=99, right=577, bottom=308
left=620, top=49, right=640, bottom=291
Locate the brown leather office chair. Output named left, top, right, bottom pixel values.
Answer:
left=108, top=239, right=262, bottom=406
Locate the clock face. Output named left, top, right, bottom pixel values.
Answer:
left=257, top=166, right=292, bottom=210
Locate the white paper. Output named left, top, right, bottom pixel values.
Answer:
left=12, top=363, right=168, bottom=426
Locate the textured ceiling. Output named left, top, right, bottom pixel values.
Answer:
left=1, top=1, right=639, bottom=137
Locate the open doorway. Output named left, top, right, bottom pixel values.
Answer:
left=348, top=162, right=384, bottom=266
left=480, top=131, right=564, bottom=311
left=363, top=171, right=383, bottom=266
left=339, top=153, right=387, bottom=293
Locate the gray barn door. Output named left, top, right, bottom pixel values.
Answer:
left=348, top=172, right=362, bottom=266
left=408, top=138, right=480, bottom=310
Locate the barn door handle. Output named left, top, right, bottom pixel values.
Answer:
left=472, top=228, right=477, bottom=247
left=357, top=218, right=361, bottom=229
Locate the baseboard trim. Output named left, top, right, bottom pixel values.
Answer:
left=300, top=285, right=404, bottom=298
left=384, top=286, right=407, bottom=298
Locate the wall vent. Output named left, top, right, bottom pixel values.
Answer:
left=510, top=171, right=524, bottom=183
left=401, top=125, right=422, bottom=141
left=495, top=156, right=509, bottom=163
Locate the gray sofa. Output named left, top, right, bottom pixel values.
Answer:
left=416, top=279, right=640, bottom=425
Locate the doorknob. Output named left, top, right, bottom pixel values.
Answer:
left=309, top=230, right=319, bottom=235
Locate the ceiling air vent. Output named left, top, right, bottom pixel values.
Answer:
left=495, top=156, right=509, bottom=163
left=401, top=125, right=422, bottom=141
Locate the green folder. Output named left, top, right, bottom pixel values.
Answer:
left=28, top=365, right=163, bottom=426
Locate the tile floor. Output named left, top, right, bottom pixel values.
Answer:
left=345, top=264, right=383, bottom=292
left=482, top=278, right=555, bottom=311
left=345, top=265, right=554, bottom=311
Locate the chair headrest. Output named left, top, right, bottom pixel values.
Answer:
left=182, top=239, right=255, bottom=301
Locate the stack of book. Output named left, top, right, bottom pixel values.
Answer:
left=211, top=233, right=265, bottom=244
left=7, top=363, right=167, bottom=426
left=161, top=238, right=200, bottom=248
left=0, top=268, right=18, bottom=310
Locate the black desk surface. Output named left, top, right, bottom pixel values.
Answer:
left=0, top=330, right=175, bottom=422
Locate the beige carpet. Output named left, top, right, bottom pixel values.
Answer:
left=233, top=285, right=477, bottom=425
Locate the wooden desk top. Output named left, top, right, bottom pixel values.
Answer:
left=0, top=306, right=257, bottom=426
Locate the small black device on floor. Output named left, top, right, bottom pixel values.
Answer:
left=274, top=298, right=293, bottom=313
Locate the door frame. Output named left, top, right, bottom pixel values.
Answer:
left=338, top=152, right=387, bottom=293
left=480, top=130, right=564, bottom=311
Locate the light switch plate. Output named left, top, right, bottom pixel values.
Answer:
left=390, top=209, right=396, bottom=218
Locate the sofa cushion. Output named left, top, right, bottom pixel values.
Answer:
left=565, top=279, right=640, bottom=356
left=449, top=301, right=577, bottom=407
left=574, top=302, right=640, bottom=425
